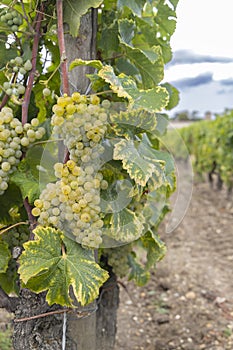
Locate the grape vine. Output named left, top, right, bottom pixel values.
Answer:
left=0, top=0, right=179, bottom=310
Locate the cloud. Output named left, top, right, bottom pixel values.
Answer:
left=171, top=72, right=213, bottom=90
left=168, top=50, right=233, bottom=66
left=219, top=78, right=233, bottom=86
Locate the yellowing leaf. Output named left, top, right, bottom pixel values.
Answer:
left=69, top=58, right=103, bottom=71
left=105, top=208, right=145, bottom=243
left=98, top=66, right=133, bottom=99
left=19, top=227, right=108, bottom=307
left=113, top=139, right=165, bottom=187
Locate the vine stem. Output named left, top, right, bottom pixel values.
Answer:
left=56, top=0, right=70, bottom=95
left=21, top=8, right=44, bottom=125
left=0, top=221, right=29, bottom=236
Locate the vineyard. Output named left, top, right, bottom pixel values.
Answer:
left=0, top=0, right=233, bottom=349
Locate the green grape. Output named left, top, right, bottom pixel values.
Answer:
left=24, top=60, right=32, bottom=71
left=104, top=245, right=132, bottom=277
left=0, top=107, right=46, bottom=195
left=43, top=87, right=51, bottom=97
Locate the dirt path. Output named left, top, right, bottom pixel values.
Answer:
left=115, top=173, right=233, bottom=350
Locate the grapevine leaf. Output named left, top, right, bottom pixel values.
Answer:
left=128, top=253, right=150, bottom=286
left=110, top=109, right=158, bottom=136
left=0, top=241, right=11, bottom=273
left=19, top=227, right=109, bottom=307
left=117, top=0, right=145, bottom=16
left=69, top=59, right=103, bottom=71
left=98, top=15, right=119, bottom=56
left=98, top=66, right=133, bottom=99
left=130, top=86, right=169, bottom=112
left=161, top=82, right=180, bottom=110
left=0, top=259, right=19, bottom=295
left=105, top=208, right=145, bottom=243
left=98, top=66, right=169, bottom=111
left=10, top=168, right=40, bottom=204
left=141, top=230, right=167, bottom=270
left=0, top=184, right=22, bottom=224
left=113, top=139, right=165, bottom=186
left=168, top=0, right=179, bottom=10
left=118, top=19, right=135, bottom=45
left=0, top=39, right=17, bottom=69
left=156, top=2, right=177, bottom=37
left=119, top=40, right=164, bottom=88
left=63, top=0, right=103, bottom=37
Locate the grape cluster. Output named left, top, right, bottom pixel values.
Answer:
left=32, top=160, right=107, bottom=248
left=104, top=245, right=132, bottom=277
left=0, top=107, right=46, bottom=195
left=3, top=57, right=32, bottom=97
left=51, top=93, right=108, bottom=164
left=0, top=8, right=22, bottom=32
left=32, top=93, right=111, bottom=248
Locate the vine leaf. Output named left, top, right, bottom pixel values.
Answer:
left=128, top=253, right=150, bottom=286
left=63, top=0, right=103, bottom=37
left=141, top=230, right=167, bottom=270
left=98, top=66, right=169, bottom=111
left=162, top=82, right=180, bottom=110
left=0, top=241, right=11, bottom=273
left=10, top=167, right=40, bottom=204
left=110, top=109, right=158, bottom=136
left=105, top=208, right=145, bottom=243
left=19, top=227, right=109, bottom=307
left=98, top=66, right=133, bottom=99
left=0, top=184, right=22, bottom=224
left=113, top=139, right=165, bottom=187
left=69, top=58, right=103, bottom=71
left=117, top=0, right=145, bottom=16
left=119, top=41, right=165, bottom=88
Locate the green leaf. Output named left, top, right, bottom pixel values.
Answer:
left=162, top=82, right=180, bottom=110
left=69, top=59, right=103, bottom=71
left=64, top=0, right=103, bottom=37
left=117, top=0, right=145, bottom=16
left=98, top=16, right=119, bottom=56
left=113, top=139, right=165, bottom=187
left=0, top=38, right=17, bottom=69
left=10, top=166, right=40, bottom=204
left=0, top=241, right=11, bottom=273
left=118, top=19, right=135, bottom=45
left=19, top=227, right=109, bottom=306
left=119, top=41, right=165, bottom=88
left=0, top=259, right=19, bottom=295
left=141, top=230, right=167, bottom=270
left=0, top=184, right=22, bottom=224
left=110, top=109, right=158, bottom=136
left=128, top=253, right=150, bottom=286
left=105, top=208, right=145, bottom=243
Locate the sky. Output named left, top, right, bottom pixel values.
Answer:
left=164, top=0, right=233, bottom=117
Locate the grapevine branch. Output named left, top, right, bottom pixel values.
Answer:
left=21, top=8, right=44, bottom=125
left=56, top=0, right=70, bottom=95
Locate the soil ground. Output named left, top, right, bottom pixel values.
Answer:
left=0, top=164, right=232, bottom=350
left=115, top=167, right=233, bottom=350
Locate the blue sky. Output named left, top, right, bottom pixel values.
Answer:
left=164, top=0, right=233, bottom=116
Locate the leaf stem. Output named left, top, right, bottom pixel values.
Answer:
left=0, top=221, right=29, bottom=236
left=56, top=0, right=70, bottom=95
